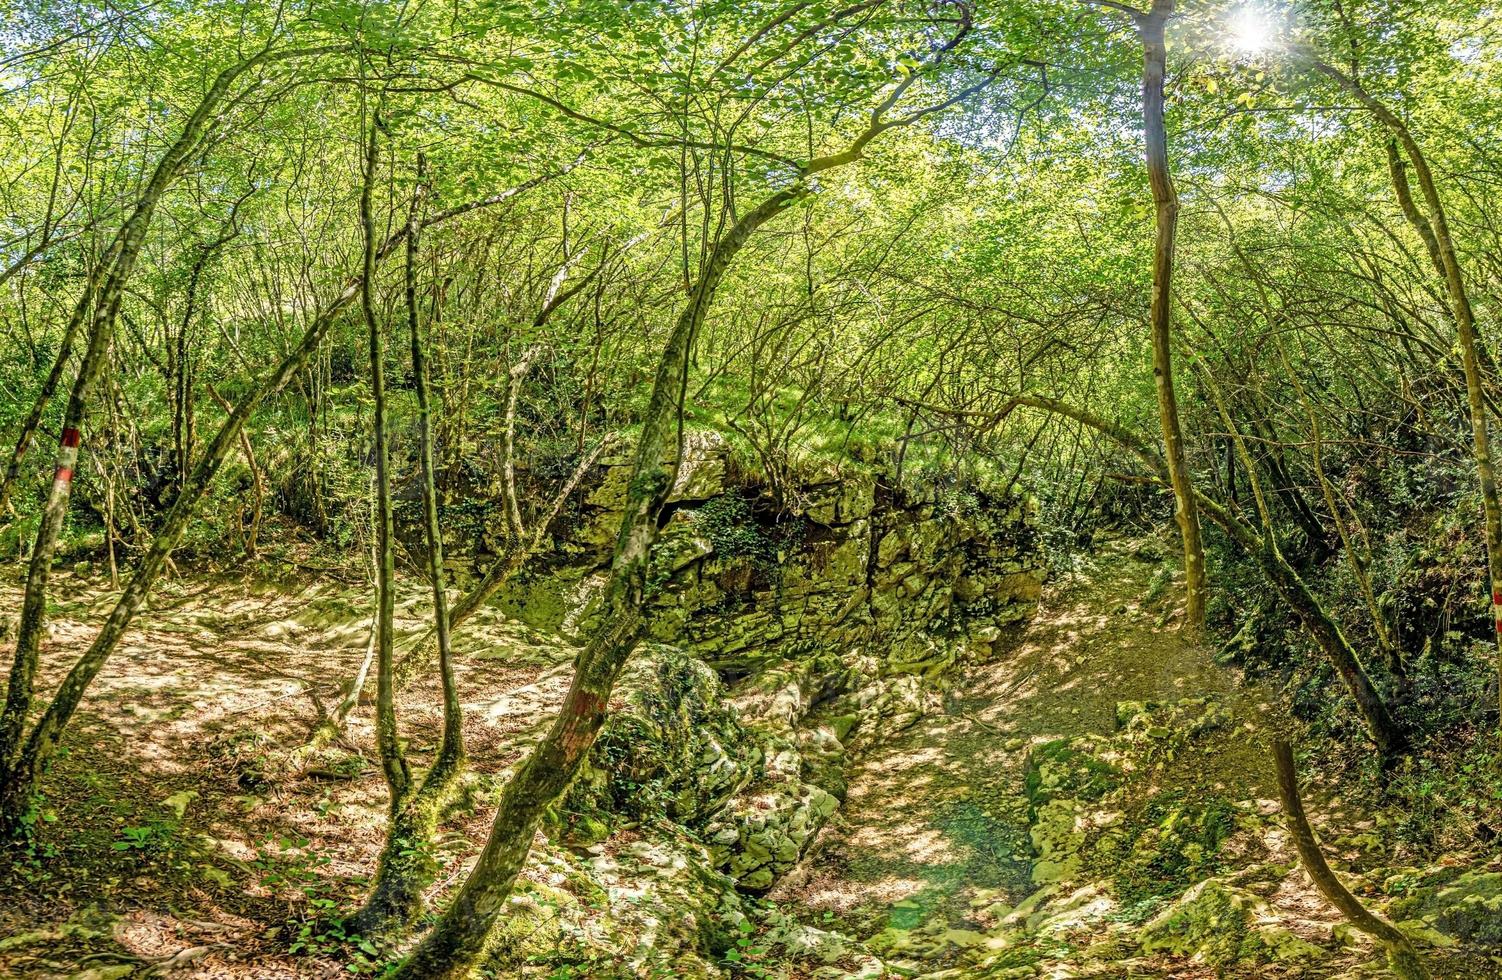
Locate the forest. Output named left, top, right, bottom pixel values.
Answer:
left=0, top=0, right=1499, bottom=977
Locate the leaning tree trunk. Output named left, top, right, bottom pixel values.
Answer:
left=1139, top=0, right=1207, bottom=631
left=1274, top=741, right=1430, bottom=980
left=1311, top=56, right=1502, bottom=731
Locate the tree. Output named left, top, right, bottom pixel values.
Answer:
left=1083, top=0, right=1209, bottom=631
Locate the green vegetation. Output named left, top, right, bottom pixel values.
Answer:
left=0, top=0, right=1500, bottom=977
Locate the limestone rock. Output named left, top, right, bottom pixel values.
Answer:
left=569, top=645, right=760, bottom=825
left=803, top=470, right=876, bottom=525
left=1139, top=878, right=1323, bottom=967
left=706, top=781, right=841, bottom=891
left=1387, top=870, right=1502, bottom=948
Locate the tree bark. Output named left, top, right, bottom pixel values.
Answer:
left=1273, top=741, right=1430, bottom=980
left=1139, top=0, right=1207, bottom=630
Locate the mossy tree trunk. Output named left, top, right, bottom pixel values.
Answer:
left=389, top=37, right=1007, bottom=974
left=1274, top=741, right=1430, bottom=980
left=350, top=149, right=469, bottom=939
left=1138, top=0, right=1207, bottom=631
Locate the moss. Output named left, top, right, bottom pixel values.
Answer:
left=1024, top=739, right=1120, bottom=806
left=568, top=647, right=757, bottom=825
left=1096, top=791, right=1239, bottom=905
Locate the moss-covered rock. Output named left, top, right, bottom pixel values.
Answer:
left=1387, top=870, right=1502, bottom=948
left=569, top=645, right=761, bottom=825
left=705, top=780, right=841, bottom=891
left=1138, top=878, right=1323, bottom=967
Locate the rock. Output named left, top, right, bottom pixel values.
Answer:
left=1029, top=798, right=1086, bottom=884
left=706, top=782, right=840, bottom=890
left=162, top=789, right=199, bottom=818
left=568, top=645, right=760, bottom=825
left=1139, top=878, right=1323, bottom=967
left=1387, top=870, right=1502, bottom=948
left=485, top=827, right=740, bottom=978
left=68, top=968, right=134, bottom=980
left=803, top=471, right=876, bottom=525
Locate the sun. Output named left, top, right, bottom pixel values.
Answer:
left=1228, top=6, right=1274, bottom=54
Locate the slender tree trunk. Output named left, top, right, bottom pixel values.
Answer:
left=0, top=268, right=106, bottom=518
left=1273, top=741, right=1430, bottom=980
left=350, top=153, right=468, bottom=938
left=358, top=116, right=410, bottom=808
left=1139, top=0, right=1207, bottom=630
left=1313, top=56, right=1502, bottom=730
left=390, top=178, right=809, bottom=980
left=0, top=162, right=563, bottom=831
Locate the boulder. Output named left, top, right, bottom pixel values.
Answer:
left=1387, top=870, right=1502, bottom=948
left=1138, top=878, right=1323, bottom=967
left=706, top=781, right=841, bottom=891
left=569, top=645, right=761, bottom=825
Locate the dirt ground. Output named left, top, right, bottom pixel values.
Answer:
left=0, top=561, right=577, bottom=978
left=0, top=544, right=1493, bottom=978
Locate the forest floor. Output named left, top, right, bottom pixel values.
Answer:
left=0, top=560, right=580, bottom=978
left=0, top=542, right=1495, bottom=978
left=775, top=537, right=1491, bottom=978
left=775, top=538, right=1281, bottom=922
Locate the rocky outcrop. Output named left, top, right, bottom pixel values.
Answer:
left=1386, top=869, right=1502, bottom=949
left=500, top=429, right=1044, bottom=680
left=1138, top=878, right=1322, bottom=967
left=486, top=429, right=1045, bottom=896
left=566, top=645, right=762, bottom=826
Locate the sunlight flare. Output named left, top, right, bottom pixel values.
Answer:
left=1228, top=5, right=1274, bottom=54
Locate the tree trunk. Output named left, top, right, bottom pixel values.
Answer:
left=1312, top=56, right=1502, bottom=732
left=1273, top=741, right=1430, bottom=980
left=390, top=178, right=809, bottom=980
left=0, top=266, right=108, bottom=518
left=349, top=152, right=468, bottom=938
left=358, top=115, right=410, bottom=811
left=1139, top=0, right=1207, bottom=631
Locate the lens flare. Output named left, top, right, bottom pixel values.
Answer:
left=1228, top=6, right=1273, bottom=54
